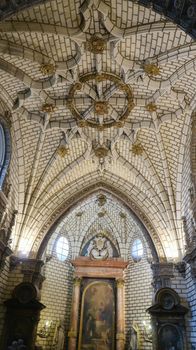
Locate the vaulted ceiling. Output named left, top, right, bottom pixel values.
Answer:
left=41, top=191, right=160, bottom=261
left=1, top=0, right=195, bottom=261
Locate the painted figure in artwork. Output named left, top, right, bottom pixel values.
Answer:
left=79, top=281, right=115, bottom=350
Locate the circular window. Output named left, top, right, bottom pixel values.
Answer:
left=55, top=236, right=69, bottom=261
left=131, top=238, right=143, bottom=262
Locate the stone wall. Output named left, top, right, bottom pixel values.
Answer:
left=0, top=259, right=10, bottom=339
left=125, top=257, right=153, bottom=350
left=0, top=258, right=23, bottom=341
left=36, top=257, right=74, bottom=349
left=185, top=265, right=196, bottom=349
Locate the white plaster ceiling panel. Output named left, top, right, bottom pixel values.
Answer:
left=0, top=71, right=26, bottom=100
left=159, top=116, right=186, bottom=195
left=18, top=118, right=41, bottom=188
left=103, top=0, right=163, bottom=26
left=137, top=129, right=167, bottom=188
left=8, top=0, right=81, bottom=27
left=0, top=32, right=78, bottom=63
left=117, top=31, right=191, bottom=61
left=31, top=129, right=63, bottom=186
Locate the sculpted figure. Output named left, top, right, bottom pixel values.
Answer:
left=127, top=326, right=138, bottom=350
left=53, top=319, right=65, bottom=350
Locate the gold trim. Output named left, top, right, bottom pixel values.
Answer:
left=67, top=72, right=134, bottom=130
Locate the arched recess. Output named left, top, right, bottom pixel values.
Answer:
left=0, top=0, right=195, bottom=39
left=0, top=115, right=11, bottom=189
left=35, top=183, right=164, bottom=262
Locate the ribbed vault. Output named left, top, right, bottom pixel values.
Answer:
left=0, top=0, right=195, bottom=39
left=0, top=0, right=194, bottom=263
left=35, top=183, right=164, bottom=260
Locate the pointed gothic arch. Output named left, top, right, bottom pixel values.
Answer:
left=35, top=183, right=163, bottom=262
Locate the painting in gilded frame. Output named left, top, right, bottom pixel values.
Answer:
left=78, top=279, right=115, bottom=350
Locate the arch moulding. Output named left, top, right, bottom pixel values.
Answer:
left=33, top=181, right=165, bottom=262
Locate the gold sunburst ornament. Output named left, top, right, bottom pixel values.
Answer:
left=78, top=120, right=88, bottom=128
left=94, top=146, right=108, bottom=158
left=146, top=103, right=157, bottom=112
left=40, top=63, right=56, bottom=76
left=98, top=210, right=107, bottom=217
left=41, top=103, right=55, bottom=113
left=144, top=63, right=160, bottom=76
left=94, top=101, right=109, bottom=115
left=131, top=142, right=144, bottom=156
left=97, top=194, right=107, bottom=207
left=86, top=35, right=107, bottom=54
left=57, top=145, right=70, bottom=158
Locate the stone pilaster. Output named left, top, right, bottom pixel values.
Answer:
left=116, top=278, right=125, bottom=350
left=0, top=240, right=12, bottom=271
left=184, top=247, right=196, bottom=282
left=151, top=262, right=174, bottom=291
left=0, top=189, right=17, bottom=272
left=68, top=277, right=82, bottom=350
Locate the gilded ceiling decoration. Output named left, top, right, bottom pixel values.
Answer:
left=0, top=0, right=195, bottom=262
left=67, top=73, right=134, bottom=130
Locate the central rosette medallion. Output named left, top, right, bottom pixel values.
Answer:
left=67, top=72, right=134, bottom=129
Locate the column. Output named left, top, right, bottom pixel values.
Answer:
left=116, top=278, right=125, bottom=350
left=68, top=276, right=82, bottom=350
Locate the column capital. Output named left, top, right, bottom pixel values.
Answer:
left=68, top=330, right=77, bottom=338
left=116, top=278, right=124, bottom=288
left=73, top=276, right=82, bottom=286
left=116, top=332, right=125, bottom=340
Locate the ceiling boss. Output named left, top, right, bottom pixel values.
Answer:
left=66, top=72, right=135, bottom=130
